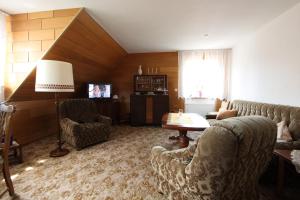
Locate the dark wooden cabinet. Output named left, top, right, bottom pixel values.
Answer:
left=130, top=95, right=146, bottom=126
left=130, top=94, right=169, bottom=126
left=153, top=95, right=169, bottom=124
left=93, top=100, right=120, bottom=125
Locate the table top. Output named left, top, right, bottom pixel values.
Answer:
left=274, top=149, right=292, bottom=162
left=162, top=113, right=210, bottom=131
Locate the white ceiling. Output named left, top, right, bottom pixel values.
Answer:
left=1, top=0, right=300, bottom=53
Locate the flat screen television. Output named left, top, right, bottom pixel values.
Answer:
left=88, top=83, right=112, bottom=99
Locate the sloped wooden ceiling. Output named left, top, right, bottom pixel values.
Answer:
left=8, top=8, right=127, bottom=101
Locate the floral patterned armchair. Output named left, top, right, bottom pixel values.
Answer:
left=59, top=98, right=111, bottom=150
left=151, top=116, right=277, bottom=200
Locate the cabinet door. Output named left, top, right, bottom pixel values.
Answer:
left=153, top=95, right=169, bottom=125
left=130, top=95, right=146, bottom=126
left=111, top=101, right=120, bottom=125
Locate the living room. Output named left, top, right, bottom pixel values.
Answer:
left=1, top=0, right=300, bottom=199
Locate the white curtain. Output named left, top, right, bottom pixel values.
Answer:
left=178, top=49, right=231, bottom=99
left=0, top=12, right=7, bottom=101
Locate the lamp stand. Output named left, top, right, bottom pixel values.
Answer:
left=50, top=93, right=70, bottom=157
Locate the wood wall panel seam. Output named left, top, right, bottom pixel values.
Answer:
left=6, top=8, right=82, bottom=101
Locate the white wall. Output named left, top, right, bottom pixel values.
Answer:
left=230, top=3, right=300, bottom=107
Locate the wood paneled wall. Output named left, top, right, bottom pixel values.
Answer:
left=6, top=8, right=127, bottom=144
left=110, top=52, right=182, bottom=120
left=9, top=9, right=127, bottom=101
left=5, top=8, right=80, bottom=145
left=10, top=100, right=57, bottom=144
left=5, top=8, right=80, bottom=98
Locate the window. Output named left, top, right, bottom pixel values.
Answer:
left=178, top=49, right=231, bottom=99
left=0, top=12, right=7, bottom=101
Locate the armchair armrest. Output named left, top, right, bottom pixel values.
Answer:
left=60, top=118, right=80, bottom=136
left=151, top=146, right=190, bottom=189
left=152, top=144, right=196, bottom=163
left=96, top=114, right=112, bottom=126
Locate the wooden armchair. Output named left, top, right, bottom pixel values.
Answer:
left=0, top=103, right=15, bottom=197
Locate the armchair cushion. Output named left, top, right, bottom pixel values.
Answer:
left=96, top=114, right=112, bottom=126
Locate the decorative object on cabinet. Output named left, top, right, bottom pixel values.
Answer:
left=138, top=65, right=143, bottom=75
left=134, top=75, right=167, bottom=94
left=35, top=60, right=74, bottom=157
left=112, top=94, right=119, bottom=100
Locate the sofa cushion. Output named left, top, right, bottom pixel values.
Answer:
left=218, top=100, right=230, bottom=112
left=216, top=110, right=238, bottom=120
left=277, top=121, right=293, bottom=141
left=289, top=120, right=300, bottom=140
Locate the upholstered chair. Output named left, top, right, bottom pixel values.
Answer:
left=0, top=103, right=15, bottom=196
left=151, top=116, right=277, bottom=200
left=59, top=98, right=112, bottom=150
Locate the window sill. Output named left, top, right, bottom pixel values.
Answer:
left=185, top=98, right=215, bottom=105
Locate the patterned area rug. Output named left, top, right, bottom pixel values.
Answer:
left=1, top=126, right=201, bottom=200
left=1, top=126, right=272, bottom=200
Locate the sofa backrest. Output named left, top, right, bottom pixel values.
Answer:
left=229, top=100, right=300, bottom=125
left=185, top=116, right=276, bottom=199
left=59, top=98, right=98, bottom=123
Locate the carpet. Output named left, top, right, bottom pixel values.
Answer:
left=1, top=126, right=200, bottom=200
left=1, top=126, right=273, bottom=200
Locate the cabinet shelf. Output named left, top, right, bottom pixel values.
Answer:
left=134, top=75, right=167, bottom=93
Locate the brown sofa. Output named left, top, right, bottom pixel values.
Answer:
left=151, top=116, right=277, bottom=200
left=225, top=100, right=300, bottom=149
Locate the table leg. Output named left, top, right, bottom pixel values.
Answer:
left=178, top=130, right=189, bottom=148
left=276, top=156, right=285, bottom=196
left=169, top=130, right=194, bottom=148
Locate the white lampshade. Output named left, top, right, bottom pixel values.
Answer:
left=35, top=60, right=74, bottom=92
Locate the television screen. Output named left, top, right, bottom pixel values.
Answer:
left=88, top=83, right=112, bottom=99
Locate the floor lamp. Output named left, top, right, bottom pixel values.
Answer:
left=35, top=60, right=74, bottom=157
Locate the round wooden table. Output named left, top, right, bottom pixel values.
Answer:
left=162, top=113, right=210, bottom=148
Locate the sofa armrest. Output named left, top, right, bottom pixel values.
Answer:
left=96, top=114, right=112, bottom=126
left=275, top=139, right=300, bottom=150
left=206, top=111, right=218, bottom=119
